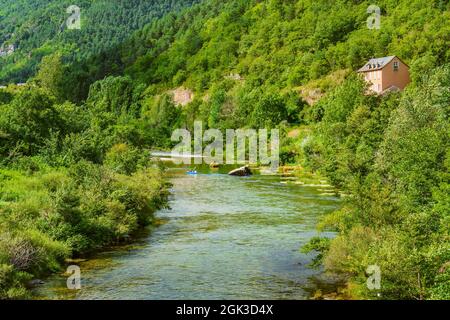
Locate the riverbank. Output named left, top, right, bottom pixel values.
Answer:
left=0, top=162, right=169, bottom=299
left=33, top=167, right=343, bottom=300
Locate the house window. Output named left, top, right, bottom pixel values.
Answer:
left=393, top=61, right=399, bottom=71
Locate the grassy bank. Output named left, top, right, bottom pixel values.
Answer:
left=0, top=160, right=169, bottom=299
left=0, top=55, right=173, bottom=299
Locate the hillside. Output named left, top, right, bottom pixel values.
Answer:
left=0, top=0, right=199, bottom=85
left=85, top=0, right=449, bottom=135
left=122, top=0, right=450, bottom=92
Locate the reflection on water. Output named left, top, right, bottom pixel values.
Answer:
left=34, top=168, right=342, bottom=300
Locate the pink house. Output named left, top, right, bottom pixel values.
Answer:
left=358, top=56, right=411, bottom=94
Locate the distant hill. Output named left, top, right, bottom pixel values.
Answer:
left=3, top=0, right=448, bottom=102
left=0, top=0, right=199, bottom=84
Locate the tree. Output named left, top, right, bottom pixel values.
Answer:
left=34, top=53, right=65, bottom=102
left=251, top=92, right=287, bottom=128
left=0, top=88, right=60, bottom=156
left=87, top=76, right=137, bottom=117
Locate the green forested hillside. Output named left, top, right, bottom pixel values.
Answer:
left=104, top=0, right=450, bottom=138
left=0, top=0, right=198, bottom=86
left=0, top=0, right=449, bottom=299
left=122, top=0, right=450, bottom=91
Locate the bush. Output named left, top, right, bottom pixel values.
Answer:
left=0, top=161, right=168, bottom=298
left=104, top=143, right=149, bottom=175
left=0, top=264, right=32, bottom=299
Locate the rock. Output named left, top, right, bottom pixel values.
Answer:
left=210, top=161, right=220, bottom=168
left=170, top=87, right=194, bottom=106
left=439, top=261, right=450, bottom=273
left=228, top=166, right=252, bottom=176
left=29, top=279, right=45, bottom=287
left=65, top=258, right=87, bottom=264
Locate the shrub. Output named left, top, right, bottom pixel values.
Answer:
left=0, top=264, right=32, bottom=299
left=104, top=143, right=149, bottom=175
left=0, top=161, right=168, bottom=298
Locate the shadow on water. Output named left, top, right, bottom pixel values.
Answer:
left=33, top=166, right=343, bottom=300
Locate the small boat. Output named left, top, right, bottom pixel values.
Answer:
left=187, top=169, right=198, bottom=175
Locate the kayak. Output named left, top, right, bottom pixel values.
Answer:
left=187, top=171, right=198, bottom=175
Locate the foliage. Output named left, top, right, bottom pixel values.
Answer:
left=1, top=0, right=449, bottom=300
left=303, top=65, right=450, bottom=300
left=300, top=236, right=331, bottom=268
left=0, top=163, right=168, bottom=299
left=0, top=0, right=199, bottom=95
left=0, top=45, right=170, bottom=300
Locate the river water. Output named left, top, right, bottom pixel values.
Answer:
left=33, top=167, right=342, bottom=300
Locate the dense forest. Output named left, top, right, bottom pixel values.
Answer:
left=0, top=0, right=449, bottom=299
left=0, top=0, right=198, bottom=95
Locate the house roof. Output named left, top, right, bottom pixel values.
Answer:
left=357, top=56, right=397, bottom=72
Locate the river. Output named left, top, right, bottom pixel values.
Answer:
left=33, top=166, right=342, bottom=300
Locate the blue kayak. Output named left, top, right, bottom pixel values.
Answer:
left=187, top=171, right=198, bottom=175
